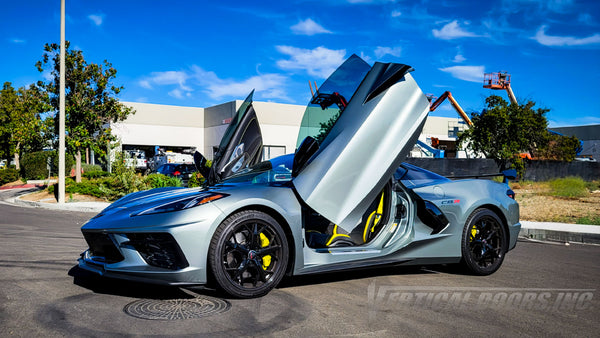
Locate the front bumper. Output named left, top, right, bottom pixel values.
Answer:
left=78, top=203, right=225, bottom=285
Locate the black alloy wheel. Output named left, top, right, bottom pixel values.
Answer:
left=209, top=210, right=289, bottom=298
left=460, top=208, right=507, bottom=275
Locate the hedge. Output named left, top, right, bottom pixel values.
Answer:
left=20, top=151, right=74, bottom=180
left=0, top=168, right=20, bottom=185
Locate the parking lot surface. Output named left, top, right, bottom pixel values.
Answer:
left=0, top=203, right=598, bottom=336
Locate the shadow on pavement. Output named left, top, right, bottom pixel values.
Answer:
left=68, top=265, right=223, bottom=299
left=277, top=264, right=438, bottom=289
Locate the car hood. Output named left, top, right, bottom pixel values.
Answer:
left=92, top=186, right=209, bottom=219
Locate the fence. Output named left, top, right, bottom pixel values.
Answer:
left=404, top=158, right=600, bottom=181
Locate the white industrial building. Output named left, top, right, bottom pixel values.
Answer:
left=110, top=100, right=468, bottom=163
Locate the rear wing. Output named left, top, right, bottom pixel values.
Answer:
left=447, top=169, right=517, bottom=184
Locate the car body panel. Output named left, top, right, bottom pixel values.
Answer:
left=294, top=58, right=430, bottom=232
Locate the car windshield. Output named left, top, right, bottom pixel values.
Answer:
left=220, top=154, right=294, bottom=185
left=296, top=55, right=371, bottom=147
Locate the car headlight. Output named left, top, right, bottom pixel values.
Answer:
left=132, top=192, right=228, bottom=216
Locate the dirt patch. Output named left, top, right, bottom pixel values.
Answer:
left=19, top=190, right=106, bottom=204
left=514, top=185, right=600, bottom=224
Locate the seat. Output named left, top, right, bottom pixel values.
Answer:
left=306, top=187, right=388, bottom=248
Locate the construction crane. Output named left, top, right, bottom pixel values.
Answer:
left=483, top=71, right=517, bottom=105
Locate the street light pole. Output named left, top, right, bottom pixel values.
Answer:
left=58, top=0, right=66, bottom=204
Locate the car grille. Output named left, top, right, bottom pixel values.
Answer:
left=125, top=233, right=189, bottom=270
left=82, top=232, right=124, bottom=264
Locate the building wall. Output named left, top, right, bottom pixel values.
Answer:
left=114, top=99, right=472, bottom=161
left=551, top=124, right=600, bottom=160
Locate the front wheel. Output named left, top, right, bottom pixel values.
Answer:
left=209, top=210, right=289, bottom=298
left=460, top=208, right=507, bottom=275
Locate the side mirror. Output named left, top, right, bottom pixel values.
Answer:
left=193, top=151, right=212, bottom=182
left=292, top=136, right=319, bottom=177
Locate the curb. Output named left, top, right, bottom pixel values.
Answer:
left=519, top=221, right=600, bottom=245
left=10, top=195, right=110, bottom=213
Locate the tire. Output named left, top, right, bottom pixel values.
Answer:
left=460, top=208, right=507, bottom=275
left=209, top=210, right=289, bottom=298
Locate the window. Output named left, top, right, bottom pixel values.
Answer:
left=262, top=145, right=286, bottom=161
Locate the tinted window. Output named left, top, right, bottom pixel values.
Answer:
left=296, top=55, right=371, bottom=147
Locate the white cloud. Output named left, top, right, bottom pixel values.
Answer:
left=453, top=47, right=466, bottom=63
left=276, top=46, right=346, bottom=78
left=391, top=10, right=402, bottom=17
left=139, top=63, right=294, bottom=102
left=432, top=20, right=479, bottom=40
left=10, top=38, right=25, bottom=44
left=88, top=14, right=104, bottom=26
left=144, top=70, right=191, bottom=91
left=190, top=66, right=289, bottom=101
left=532, top=25, right=600, bottom=46
left=439, top=65, right=485, bottom=83
left=139, top=80, right=152, bottom=89
left=291, top=18, right=332, bottom=35
left=374, top=46, right=402, bottom=58
left=168, top=88, right=185, bottom=99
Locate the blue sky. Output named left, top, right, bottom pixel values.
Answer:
left=2, top=0, right=599, bottom=127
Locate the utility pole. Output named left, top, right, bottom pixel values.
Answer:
left=58, top=0, right=66, bottom=203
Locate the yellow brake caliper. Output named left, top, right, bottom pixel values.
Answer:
left=470, top=225, right=478, bottom=242
left=260, top=233, right=271, bottom=270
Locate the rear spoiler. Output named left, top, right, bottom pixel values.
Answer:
left=447, top=169, right=517, bottom=183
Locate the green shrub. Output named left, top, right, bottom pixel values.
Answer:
left=82, top=164, right=102, bottom=172
left=187, top=172, right=205, bottom=188
left=0, top=168, right=20, bottom=185
left=83, top=170, right=110, bottom=179
left=21, top=150, right=75, bottom=179
left=145, top=173, right=182, bottom=188
left=549, top=176, right=589, bottom=198
left=21, top=151, right=52, bottom=179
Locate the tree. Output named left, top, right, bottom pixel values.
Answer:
left=0, top=82, right=51, bottom=170
left=36, top=42, right=134, bottom=182
left=458, top=95, right=579, bottom=177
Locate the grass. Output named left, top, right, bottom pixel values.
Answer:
left=514, top=177, right=600, bottom=224
left=576, top=216, right=600, bottom=225
left=548, top=176, right=589, bottom=198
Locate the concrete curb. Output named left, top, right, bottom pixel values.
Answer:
left=519, top=221, right=600, bottom=245
left=9, top=194, right=110, bottom=213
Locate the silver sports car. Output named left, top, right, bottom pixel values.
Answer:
left=79, top=55, right=520, bottom=298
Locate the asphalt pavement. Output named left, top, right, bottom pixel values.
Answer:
left=0, top=202, right=598, bottom=336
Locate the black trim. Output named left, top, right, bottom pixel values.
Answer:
left=364, top=63, right=414, bottom=103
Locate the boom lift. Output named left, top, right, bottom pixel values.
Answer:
left=483, top=71, right=517, bottom=105
left=429, top=91, right=472, bottom=126
left=414, top=91, right=472, bottom=158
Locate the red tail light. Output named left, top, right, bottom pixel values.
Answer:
left=506, top=189, right=515, bottom=199
left=173, top=171, right=181, bottom=176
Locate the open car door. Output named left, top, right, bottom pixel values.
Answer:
left=194, top=91, right=263, bottom=185
left=293, top=55, right=430, bottom=232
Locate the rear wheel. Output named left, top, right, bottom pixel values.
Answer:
left=460, top=208, right=507, bottom=275
left=209, top=210, right=288, bottom=298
